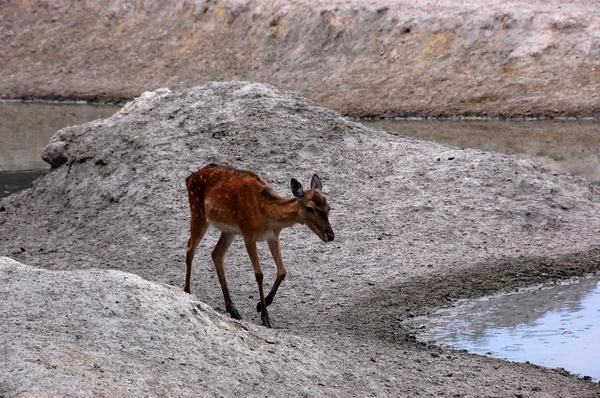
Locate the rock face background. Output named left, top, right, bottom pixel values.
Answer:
left=1, top=0, right=600, bottom=117
left=2, top=82, right=600, bottom=396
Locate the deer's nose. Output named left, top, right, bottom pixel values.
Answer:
left=326, top=230, right=335, bottom=242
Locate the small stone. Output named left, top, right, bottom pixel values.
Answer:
left=41, top=141, right=69, bottom=168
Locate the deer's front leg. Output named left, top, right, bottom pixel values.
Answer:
left=244, top=237, right=272, bottom=328
left=257, top=231, right=287, bottom=313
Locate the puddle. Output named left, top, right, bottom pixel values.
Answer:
left=361, top=119, right=600, bottom=184
left=405, top=274, right=600, bottom=381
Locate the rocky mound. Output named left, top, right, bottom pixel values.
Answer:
left=1, top=82, right=600, bottom=396
left=1, top=82, right=599, bottom=290
left=4, top=256, right=596, bottom=397
left=0, top=257, right=360, bottom=397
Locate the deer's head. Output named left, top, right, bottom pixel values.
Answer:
left=291, top=174, right=334, bottom=242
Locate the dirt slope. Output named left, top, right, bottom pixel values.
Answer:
left=0, top=257, right=374, bottom=398
left=1, top=82, right=600, bottom=396
left=1, top=0, right=600, bottom=117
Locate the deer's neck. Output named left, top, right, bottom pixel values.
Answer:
left=266, top=198, right=301, bottom=228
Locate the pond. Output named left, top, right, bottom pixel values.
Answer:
left=3, top=108, right=600, bottom=199
left=0, top=102, right=119, bottom=198
left=405, top=274, right=600, bottom=381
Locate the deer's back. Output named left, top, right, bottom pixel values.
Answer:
left=186, top=164, right=277, bottom=232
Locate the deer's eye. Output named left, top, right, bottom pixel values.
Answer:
left=305, top=206, right=314, bottom=213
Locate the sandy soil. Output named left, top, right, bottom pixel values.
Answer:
left=1, top=82, right=600, bottom=397
left=1, top=0, right=600, bottom=117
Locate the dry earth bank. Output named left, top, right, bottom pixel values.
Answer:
left=1, top=0, right=600, bottom=117
left=1, top=82, right=600, bottom=396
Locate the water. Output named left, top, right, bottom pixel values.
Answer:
left=362, top=119, right=600, bottom=184
left=0, top=170, right=46, bottom=199
left=0, top=102, right=118, bottom=198
left=407, top=275, right=600, bottom=380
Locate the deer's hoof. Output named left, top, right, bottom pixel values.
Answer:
left=256, top=293, right=275, bottom=312
left=261, top=310, right=272, bottom=328
left=226, top=304, right=242, bottom=320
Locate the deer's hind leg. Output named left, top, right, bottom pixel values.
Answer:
left=184, top=211, right=209, bottom=294
left=212, top=232, right=241, bottom=320
left=244, top=237, right=272, bottom=328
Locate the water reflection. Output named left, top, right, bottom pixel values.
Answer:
left=0, top=102, right=118, bottom=172
left=408, top=275, right=600, bottom=380
left=362, top=119, right=600, bottom=184
left=0, top=170, right=45, bottom=199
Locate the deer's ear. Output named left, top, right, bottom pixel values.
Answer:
left=310, top=174, right=323, bottom=191
left=291, top=178, right=304, bottom=198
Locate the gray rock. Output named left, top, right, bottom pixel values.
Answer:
left=41, top=141, right=68, bottom=168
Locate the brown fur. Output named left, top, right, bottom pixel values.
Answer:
left=184, top=163, right=334, bottom=328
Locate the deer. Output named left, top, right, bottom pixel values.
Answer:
left=184, top=163, right=334, bottom=328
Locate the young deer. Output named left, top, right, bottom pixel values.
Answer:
left=184, top=163, right=334, bottom=328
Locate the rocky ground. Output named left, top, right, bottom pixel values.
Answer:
left=1, top=82, right=600, bottom=397
left=1, top=0, right=600, bottom=117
